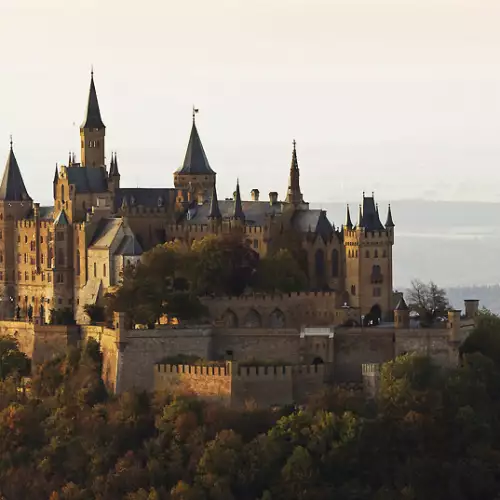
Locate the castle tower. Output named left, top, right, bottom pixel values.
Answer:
left=52, top=209, right=74, bottom=314
left=343, top=193, right=394, bottom=322
left=80, top=70, right=105, bottom=168
left=108, top=152, right=121, bottom=192
left=394, top=297, right=410, bottom=329
left=0, top=140, right=33, bottom=318
left=285, top=140, right=304, bottom=205
left=174, top=110, right=216, bottom=203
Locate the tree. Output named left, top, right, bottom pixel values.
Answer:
left=190, top=234, right=259, bottom=296
left=0, top=335, right=30, bottom=381
left=406, top=279, right=450, bottom=326
left=460, top=309, right=500, bottom=366
left=84, top=304, right=106, bottom=324
left=255, top=249, right=307, bottom=293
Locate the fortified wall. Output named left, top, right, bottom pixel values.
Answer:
left=0, top=299, right=479, bottom=401
left=154, top=362, right=325, bottom=409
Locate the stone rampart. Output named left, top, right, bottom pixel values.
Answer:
left=154, top=362, right=325, bottom=408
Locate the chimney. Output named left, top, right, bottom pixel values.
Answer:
left=251, top=189, right=260, bottom=201
left=269, top=192, right=278, bottom=205
left=464, top=299, right=479, bottom=319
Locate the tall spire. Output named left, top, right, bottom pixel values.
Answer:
left=176, top=115, right=215, bottom=175
left=232, top=179, right=244, bottom=220
left=345, top=204, right=353, bottom=229
left=109, top=152, right=120, bottom=177
left=285, top=139, right=303, bottom=204
left=208, top=183, right=222, bottom=220
left=357, top=204, right=363, bottom=227
left=385, top=204, right=395, bottom=228
left=0, top=140, right=31, bottom=202
left=81, top=70, right=105, bottom=129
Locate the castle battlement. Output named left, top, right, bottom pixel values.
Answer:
left=156, top=363, right=229, bottom=376
left=203, top=291, right=336, bottom=302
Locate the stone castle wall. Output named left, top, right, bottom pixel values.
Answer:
left=154, top=362, right=325, bottom=408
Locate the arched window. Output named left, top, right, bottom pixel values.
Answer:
left=315, top=249, right=325, bottom=278
left=371, top=265, right=383, bottom=284
left=365, top=249, right=370, bottom=258
left=57, top=249, right=64, bottom=266
left=61, top=185, right=65, bottom=202
left=222, top=309, right=238, bottom=327
left=76, top=250, right=80, bottom=276
left=243, top=309, right=262, bottom=328
left=331, top=249, right=339, bottom=277
left=103, top=263, right=107, bottom=278
left=351, top=284, right=356, bottom=296
left=374, top=249, right=378, bottom=258
left=270, top=308, right=286, bottom=328
left=93, top=262, right=97, bottom=278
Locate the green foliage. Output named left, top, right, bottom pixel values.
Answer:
left=83, top=304, right=106, bottom=324
left=50, top=308, right=76, bottom=325
left=5, top=331, right=500, bottom=498
left=0, top=335, right=30, bottom=380
left=255, top=249, right=307, bottom=293
left=460, top=308, right=500, bottom=365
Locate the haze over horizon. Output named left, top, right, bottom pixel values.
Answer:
left=1, top=0, right=499, bottom=206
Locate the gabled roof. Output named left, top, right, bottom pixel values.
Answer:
left=175, top=121, right=215, bottom=175
left=66, top=166, right=108, bottom=193
left=114, top=234, right=143, bottom=256
left=0, top=144, right=31, bottom=202
left=89, top=218, right=122, bottom=248
left=81, top=72, right=105, bottom=129
left=395, top=297, right=409, bottom=311
left=54, top=209, right=69, bottom=226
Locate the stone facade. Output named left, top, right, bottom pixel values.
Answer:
left=0, top=71, right=395, bottom=325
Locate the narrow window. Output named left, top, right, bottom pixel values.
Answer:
left=103, top=263, right=106, bottom=278
left=93, top=262, right=97, bottom=277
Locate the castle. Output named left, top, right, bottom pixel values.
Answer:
left=0, top=72, right=395, bottom=325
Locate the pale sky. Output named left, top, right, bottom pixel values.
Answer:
left=1, top=0, right=499, bottom=206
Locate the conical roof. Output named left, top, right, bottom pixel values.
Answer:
left=176, top=121, right=215, bottom=175
left=109, top=152, right=119, bottom=177
left=232, top=180, right=244, bottom=220
left=345, top=204, right=353, bottom=229
left=81, top=71, right=105, bottom=129
left=395, top=297, right=409, bottom=311
left=385, top=204, right=395, bottom=227
left=208, top=184, right=221, bottom=219
left=0, top=142, right=31, bottom=202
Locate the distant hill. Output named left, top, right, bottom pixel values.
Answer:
left=446, top=285, right=500, bottom=315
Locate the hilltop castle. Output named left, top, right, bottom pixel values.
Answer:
left=0, top=72, right=395, bottom=325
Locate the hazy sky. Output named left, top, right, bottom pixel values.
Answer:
left=1, top=0, right=499, bottom=206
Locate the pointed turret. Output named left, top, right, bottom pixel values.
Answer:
left=285, top=139, right=304, bottom=204
left=357, top=204, right=363, bottom=227
left=232, top=180, right=244, bottom=220
left=109, top=152, right=120, bottom=177
left=385, top=204, right=395, bottom=228
left=176, top=118, right=215, bottom=175
left=81, top=70, right=105, bottom=130
left=208, top=184, right=222, bottom=220
left=53, top=164, right=58, bottom=199
left=345, top=204, right=353, bottom=229
left=0, top=139, right=31, bottom=202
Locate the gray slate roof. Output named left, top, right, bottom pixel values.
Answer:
left=81, top=73, right=105, bottom=129
left=175, top=122, right=215, bottom=175
left=360, top=196, right=385, bottom=231
left=54, top=209, right=69, bottom=226
left=66, top=166, right=108, bottom=193
left=114, top=234, right=143, bottom=256
left=115, top=188, right=176, bottom=210
left=292, top=210, right=334, bottom=239
left=395, top=297, right=409, bottom=311
left=89, top=218, right=123, bottom=248
left=0, top=146, right=31, bottom=202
